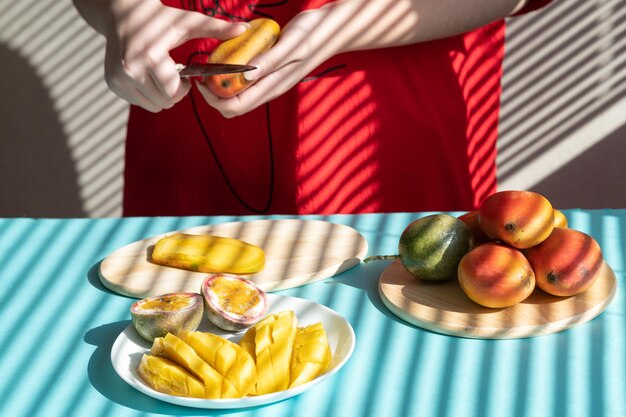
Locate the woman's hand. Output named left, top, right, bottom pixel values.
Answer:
left=74, top=0, right=249, bottom=112
left=197, top=6, right=341, bottom=118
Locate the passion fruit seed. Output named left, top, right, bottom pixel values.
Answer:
left=140, top=296, right=190, bottom=311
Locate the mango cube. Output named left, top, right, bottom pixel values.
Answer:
left=179, top=331, right=257, bottom=398
left=150, top=333, right=222, bottom=398
left=137, top=354, right=206, bottom=398
left=289, top=322, right=332, bottom=388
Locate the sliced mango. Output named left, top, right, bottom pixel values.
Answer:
left=289, top=322, right=333, bottom=388
left=151, top=333, right=222, bottom=399
left=239, top=325, right=256, bottom=361
left=137, top=354, right=206, bottom=398
left=240, top=310, right=298, bottom=395
left=179, top=331, right=257, bottom=398
left=136, top=309, right=332, bottom=400
left=151, top=233, right=265, bottom=274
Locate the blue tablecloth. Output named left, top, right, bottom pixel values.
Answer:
left=0, top=210, right=624, bottom=417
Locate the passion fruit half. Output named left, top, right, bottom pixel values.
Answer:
left=201, top=273, right=269, bottom=332
left=130, top=292, right=204, bottom=342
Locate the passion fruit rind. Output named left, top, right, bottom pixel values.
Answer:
left=130, top=292, right=204, bottom=342
left=201, top=273, right=269, bottom=332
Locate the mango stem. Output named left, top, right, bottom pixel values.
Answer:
left=362, top=255, right=399, bottom=264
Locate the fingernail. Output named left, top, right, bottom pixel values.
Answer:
left=244, top=65, right=261, bottom=81
left=234, top=22, right=251, bottom=33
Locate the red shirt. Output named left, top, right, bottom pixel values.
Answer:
left=123, top=0, right=551, bottom=216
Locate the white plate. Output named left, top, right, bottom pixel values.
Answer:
left=111, top=294, right=356, bottom=409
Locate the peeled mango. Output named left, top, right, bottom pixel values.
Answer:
left=289, top=322, right=332, bottom=389
left=136, top=311, right=333, bottom=399
left=240, top=310, right=297, bottom=395
left=151, top=333, right=223, bottom=398
left=137, top=354, right=206, bottom=398
left=240, top=310, right=332, bottom=394
left=151, top=233, right=265, bottom=275
left=179, top=331, right=257, bottom=398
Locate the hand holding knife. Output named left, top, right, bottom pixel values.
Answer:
left=176, top=63, right=257, bottom=78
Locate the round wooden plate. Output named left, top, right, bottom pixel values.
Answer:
left=378, top=259, right=616, bottom=339
left=99, top=219, right=368, bottom=298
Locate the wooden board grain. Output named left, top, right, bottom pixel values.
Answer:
left=99, top=219, right=368, bottom=298
left=378, top=259, right=616, bottom=339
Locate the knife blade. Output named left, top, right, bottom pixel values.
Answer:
left=176, top=63, right=256, bottom=78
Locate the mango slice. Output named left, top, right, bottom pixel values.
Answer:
left=289, top=323, right=332, bottom=388
left=136, top=310, right=333, bottom=399
left=137, top=354, right=206, bottom=398
left=239, top=324, right=256, bottom=361
left=151, top=333, right=223, bottom=398
left=151, top=233, right=265, bottom=274
left=240, top=310, right=298, bottom=395
left=179, top=331, right=257, bottom=398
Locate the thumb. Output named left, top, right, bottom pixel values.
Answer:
left=182, top=13, right=250, bottom=41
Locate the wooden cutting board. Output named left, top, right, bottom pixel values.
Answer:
left=379, top=259, right=616, bottom=339
left=99, top=219, right=368, bottom=298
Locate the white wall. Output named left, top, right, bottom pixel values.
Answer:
left=0, top=0, right=624, bottom=217
left=0, top=0, right=128, bottom=217
left=498, top=0, right=626, bottom=208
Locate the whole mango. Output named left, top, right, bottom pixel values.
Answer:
left=478, top=190, right=554, bottom=249
left=523, top=227, right=603, bottom=297
left=458, top=210, right=491, bottom=248
left=553, top=209, right=568, bottom=228
left=458, top=242, right=535, bottom=308
left=397, top=214, right=472, bottom=281
left=203, top=18, right=280, bottom=98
